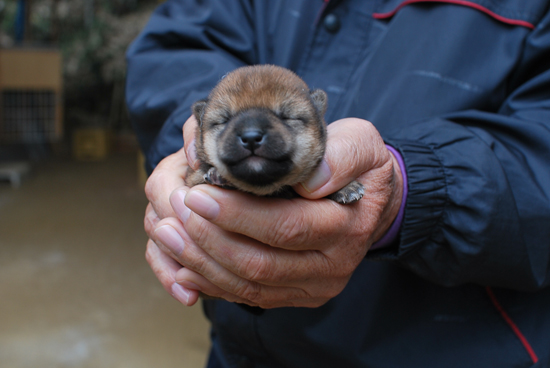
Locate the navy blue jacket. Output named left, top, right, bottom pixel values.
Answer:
left=126, top=1, right=550, bottom=367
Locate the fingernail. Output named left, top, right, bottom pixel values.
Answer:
left=170, top=189, right=191, bottom=223
left=301, top=159, right=331, bottom=192
left=185, top=189, right=220, bottom=220
left=186, top=140, right=198, bottom=169
left=154, top=225, right=185, bottom=255
left=171, top=283, right=190, bottom=305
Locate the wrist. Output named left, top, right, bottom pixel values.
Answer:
left=371, top=145, right=408, bottom=250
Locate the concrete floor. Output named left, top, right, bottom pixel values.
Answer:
left=0, top=153, right=211, bottom=368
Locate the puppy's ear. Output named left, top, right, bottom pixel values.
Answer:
left=192, top=99, right=208, bottom=127
left=310, top=89, right=328, bottom=117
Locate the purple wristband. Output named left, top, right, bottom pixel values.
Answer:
left=370, top=145, right=408, bottom=250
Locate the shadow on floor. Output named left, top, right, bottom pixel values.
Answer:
left=0, top=154, right=210, bottom=368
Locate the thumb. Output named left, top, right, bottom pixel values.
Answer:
left=183, top=115, right=200, bottom=170
left=293, top=118, right=390, bottom=199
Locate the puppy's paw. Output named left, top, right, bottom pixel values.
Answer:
left=205, top=167, right=227, bottom=186
left=204, top=167, right=234, bottom=189
left=328, top=180, right=365, bottom=204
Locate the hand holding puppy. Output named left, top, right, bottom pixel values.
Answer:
left=146, top=116, right=403, bottom=308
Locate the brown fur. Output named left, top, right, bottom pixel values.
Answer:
left=186, top=65, right=364, bottom=203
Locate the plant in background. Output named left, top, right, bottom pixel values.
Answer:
left=1, top=0, right=157, bottom=132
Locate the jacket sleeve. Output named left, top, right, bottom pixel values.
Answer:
left=374, top=10, right=550, bottom=292
left=125, top=0, right=256, bottom=174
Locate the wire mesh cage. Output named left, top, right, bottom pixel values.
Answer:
left=1, top=89, right=58, bottom=143
left=0, top=48, right=63, bottom=145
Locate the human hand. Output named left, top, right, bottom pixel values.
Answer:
left=143, top=115, right=201, bottom=305
left=151, top=118, right=403, bottom=308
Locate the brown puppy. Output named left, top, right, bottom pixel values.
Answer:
left=186, top=65, right=364, bottom=204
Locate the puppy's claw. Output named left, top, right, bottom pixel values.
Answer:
left=328, top=181, right=365, bottom=204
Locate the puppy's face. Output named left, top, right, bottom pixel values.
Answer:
left=193, top=65, right=328, bottom=196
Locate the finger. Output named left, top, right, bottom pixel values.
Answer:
left=176, top=261, right=331, bottom=309
left=153, top=219, right=260, bottom=303
left=176, top=202, right=360, bottom=304
left=153, top=218, right=258, bottom=296
left=183, top=115, right=199, bottom=170
left=144, top=148, right=188, bottom=220
left=293, top=118, right=391, bottom=199
left=154, top=219, right=334, bottom=307
left=176, top=268, right=334, bottom=309
left=174, top=267, right=250, bottom=304
left=181, top=206, right=333, bottom=285
left=144, top=202, right=160, bottom=238
left=178, top=184, right=362, bottom=251
left=145, top=202, right=188, bottom=263
left=145, top=239, right=200, bottom=306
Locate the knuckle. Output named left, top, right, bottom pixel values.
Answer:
left=233, top=279, right=262, bottom=303
left=319, top=251, right=357, bottom=281
left=144, top=175, right=157, bottom=201
left=239, top=250, right=275, bottom=282
left=171, top=231, right=209, bottom=272
left=144, top=245, right=153, bottom=265
left=188, top=250, right=210, bottom=274
left=144, top=206, right=157, bottom=236
left=187, top=216, right=212, bottom=247
left=144, top=241, right=174, bottom=290
left=145, top=239, right=157, bottom=261
left=144, top=168, right=173, bottom=202
left=271, top=211, right=310, bottom=247
left=144, top=217, right=153, bottom=236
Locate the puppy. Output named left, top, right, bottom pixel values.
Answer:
left=185, top=65, right=364, bottom=204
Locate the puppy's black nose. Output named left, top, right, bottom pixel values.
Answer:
left=239, top=130, right=265, bottom=151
